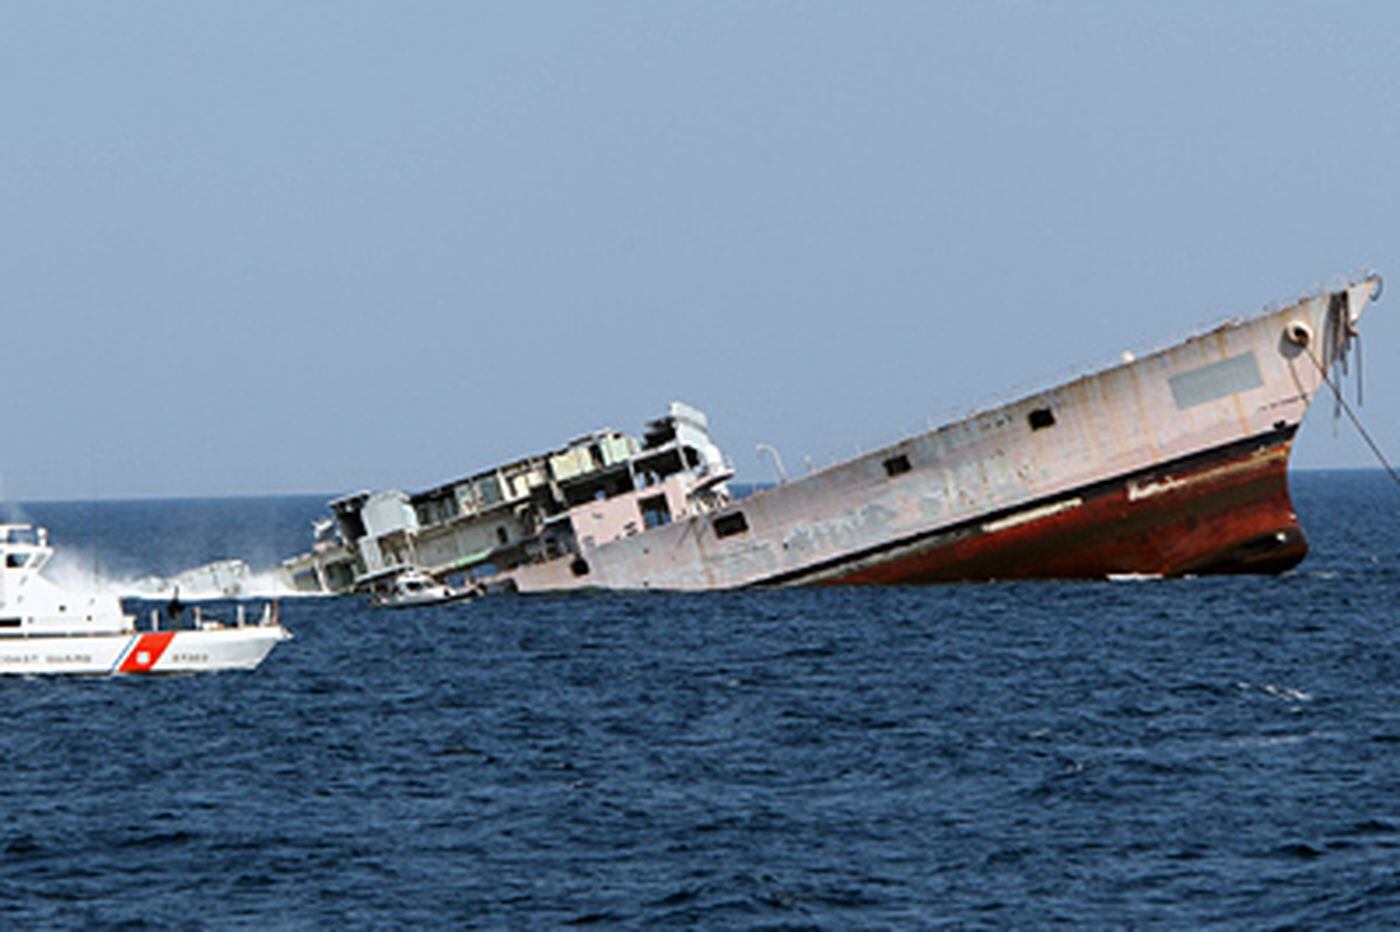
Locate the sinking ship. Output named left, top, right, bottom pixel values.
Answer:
left=281, top=274, right=1380, bottom=595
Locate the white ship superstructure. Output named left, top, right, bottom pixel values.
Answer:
left=280, top=401, right=733, bottom=594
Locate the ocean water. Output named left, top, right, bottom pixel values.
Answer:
left=1, top=472, right=1397, bottom=927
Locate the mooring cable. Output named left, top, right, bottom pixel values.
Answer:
left=1305, top=343, right=1400, bottom=494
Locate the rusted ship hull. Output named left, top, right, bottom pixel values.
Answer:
left=796, top=426, right=1302, bottom=585
left=499, top=276, right=1378, bottom=592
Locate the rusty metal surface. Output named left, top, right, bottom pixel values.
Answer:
left=505, top=277, right=1376, bottom=591
left=808, top=431, right=1302, bottom=584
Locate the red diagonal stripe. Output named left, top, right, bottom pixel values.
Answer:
left=119, top=632, right=176, bottom=673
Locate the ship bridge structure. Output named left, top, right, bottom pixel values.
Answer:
left=280, top=401, right=733, bottom=594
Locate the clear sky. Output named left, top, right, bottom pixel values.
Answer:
left=3, top=1, right=1398, bottom=500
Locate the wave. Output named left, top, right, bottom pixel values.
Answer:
left=45, top=554, right=311, bottom=601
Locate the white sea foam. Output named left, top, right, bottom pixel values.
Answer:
left=1237, top=680, right=1313, bottom=702
left=1261, top=683, right=1313, bottom=702
left=45, top=554, right=311, bottom=601
left=1225, top=730, right=1327, bottom=749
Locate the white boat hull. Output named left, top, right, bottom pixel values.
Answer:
left=0, top=626, right=292, bottom=676
left=372, top=589, right=476, bottom=609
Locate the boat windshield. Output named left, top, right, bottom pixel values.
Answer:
left=2, top=528, right=39, bottom=546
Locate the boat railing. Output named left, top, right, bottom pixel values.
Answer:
left=829, top=271, right=1385, bottom=469
left=150, top=601, right=282, bottom=632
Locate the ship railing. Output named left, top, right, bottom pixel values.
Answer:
left=148, top=601, right=281, bottom=632
left=830, top=270, right=1382, bottom=466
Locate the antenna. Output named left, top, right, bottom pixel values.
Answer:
left=90, top=442, right=101, bottom=592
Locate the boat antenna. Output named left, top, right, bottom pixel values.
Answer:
left=90, top=443, right=102, bottom=591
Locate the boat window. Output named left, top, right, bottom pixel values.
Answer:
left=336, top=510, right=367, bottom=542
left=417, top=497, right=458, bottom=526
left=1029, top=407, right=1056, bottom=431
left=476, top=476, right=503, bottom=507
left=570, top=557, right=591, bottom=577
left=496, top=526, right=509, bottom=545
left=883, top=454, right=912, bottom=477
left=714, top=512, right=749, bottom=539
left=0, top=617, right=19, bottom=628
left=6, top=554, right=26, bottom=568
left=640, top=494, right=671, bottom=529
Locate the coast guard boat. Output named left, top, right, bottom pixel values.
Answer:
left=0, top=523, right=290, bottom=675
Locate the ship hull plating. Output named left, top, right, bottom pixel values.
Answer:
left=797, top=429, right=1304, bottom=585
left=501, top=276, right=1377, bottom=593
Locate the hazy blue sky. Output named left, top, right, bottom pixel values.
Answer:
left=3, top=2, right=1398, bottom=500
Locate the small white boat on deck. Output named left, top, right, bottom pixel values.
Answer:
left=0, top=524, right=291, bottom=675
left=367, top=567, right=476, bottom=609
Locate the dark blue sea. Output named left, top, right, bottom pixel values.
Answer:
left=2, top=472, right=1397, bottom=927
